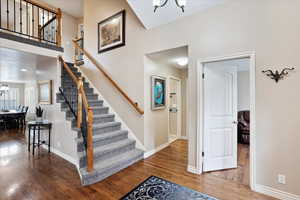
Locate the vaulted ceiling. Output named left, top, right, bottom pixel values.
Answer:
left=126, top=0, right=225, bottom=29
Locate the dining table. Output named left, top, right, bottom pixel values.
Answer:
left=0, top=110, right=25, bottom=129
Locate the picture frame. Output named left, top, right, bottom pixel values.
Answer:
left=98, top=10, right=126, bottom=53
left=151, top=76, right=167, bottom=110
left=38, top=80, right=52, bottom=105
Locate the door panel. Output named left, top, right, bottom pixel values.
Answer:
left=203, top=63, right=237, bottom=172
left=169, top=78, right=180, bottom=140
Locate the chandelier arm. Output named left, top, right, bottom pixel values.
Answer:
left=160, top=0, right=169, bottom=7
left=175, top=0, right=185, bottom=12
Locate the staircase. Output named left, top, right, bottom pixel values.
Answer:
left=57, top=62, right=144, bottom=186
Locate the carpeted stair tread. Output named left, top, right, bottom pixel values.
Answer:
left=78, top=138, right=135, bottom=159
left=79, top=149, right=143, bottom=181
left=77, top=130, right=128, bottom=143
left=93, top=121, right=121, bottom=129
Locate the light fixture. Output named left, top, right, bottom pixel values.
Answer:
left=20, top=68, right=27, bottom=72
left=0, top=84, right=9, bottom=92
left=153, top=0, right=186, bottom=12
left=176, top=57, right=188, bottom=66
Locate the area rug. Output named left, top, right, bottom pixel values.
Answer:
left=121, top=176, right=218, bottom=200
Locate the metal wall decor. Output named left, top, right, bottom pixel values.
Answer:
left=153, top=0, right=186, bottom=12
left=262, top=67, right=295, bottom=83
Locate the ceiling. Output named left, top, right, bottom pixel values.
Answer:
left=40, top=0, right=83, bottom=18
left=147, top=46, right=188, bottom=69
left=0, top=48, right=52, bottom=83
left=126, top=0, right=225, bottom=29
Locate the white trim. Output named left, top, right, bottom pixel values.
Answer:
left=197, top=52, right=256, bottom=189
left=77, top=68, right=146, bottom=151
left=167, top=76, right=182, bottom=142
left=255, top=184, right=300, bottom=200
left=144, top=141, right=170, bottom=159
left=187, top=165, right=201, bottom=174
left=179, top=136, right=188, bottom=140
left=42, top=145, right=79, bottom=167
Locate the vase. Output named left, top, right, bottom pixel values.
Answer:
left=36, top=117, right=43, bottom=123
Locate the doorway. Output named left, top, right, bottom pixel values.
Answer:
left=197, top=52, right=256, bottom=189
left=168, top=77, right=182, bottom=142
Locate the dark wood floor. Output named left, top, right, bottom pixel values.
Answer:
left=208, top=143, right=250, bottom=186
left=0, top=129, right=276, bottom=200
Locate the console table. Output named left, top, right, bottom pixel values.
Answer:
left=27, top=121, right=52, bottom=155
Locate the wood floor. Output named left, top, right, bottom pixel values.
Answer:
left=0, top=129, right=276, bottom=200
left=207, top=143, right=250, bottom=186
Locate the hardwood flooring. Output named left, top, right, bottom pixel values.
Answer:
left=0, top=129, right=276, bottom=200
left=207, top=144, right=250, bottom=186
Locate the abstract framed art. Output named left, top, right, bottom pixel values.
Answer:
left=151, top=76, right=166, bottom=110
left=98, top=10, right=126, bottom=53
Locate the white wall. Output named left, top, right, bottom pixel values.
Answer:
left=36, top=57, right=78, bottom=163
left=83, top=0, right=300, bottom=196
left=237, top=71, right=250, bottom=111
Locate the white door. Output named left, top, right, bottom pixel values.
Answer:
left=168, top=78, right=181, bottom=141
left=203, top=63, right=238, bottom=172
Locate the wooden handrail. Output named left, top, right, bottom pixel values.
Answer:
left=58, top=56, right=94, bottom=172
left=58, top=56, right=78, bottom=84
left=40, top=16, right=57, bottom=30
left=72, top=40, right=144, bottom=115
left=23, top=0, right=59, bottom=14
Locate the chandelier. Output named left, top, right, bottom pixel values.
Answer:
left=0, top=84, right=9, bottom=96
left=153, top=0, right=186, bottom=12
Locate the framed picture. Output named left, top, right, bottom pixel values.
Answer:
left=151, top=76, right=167, bottom=110
left=38, top=80, right=52, bottom=105
left=98, top=10, right=126, bottom=53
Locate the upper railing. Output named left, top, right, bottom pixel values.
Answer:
left=0, top=0, right=62, bottom=46
left=59, top=56, right=94, bottom=172
left=72, top=39, right=144, bottom=115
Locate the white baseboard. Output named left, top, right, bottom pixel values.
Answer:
left=144, top=142, right=170, bottom=159
left=179, top=136, right=188, bottom=140
left=42, top=145, right=79, bottom=167
left=187, top=165, right=201, bottom=174
left=255, top=184, right=300, bottom=200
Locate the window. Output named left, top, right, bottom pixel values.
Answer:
left=0, top=88, right=20, bottom=110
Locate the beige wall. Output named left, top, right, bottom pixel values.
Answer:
left=238, top=71, right=250, bottom=111
left=144, top=56, right=187, bottom=150
left=83, top=0, right=300, bottom=195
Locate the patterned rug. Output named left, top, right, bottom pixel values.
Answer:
left=121, top=176, right=218, bottom=200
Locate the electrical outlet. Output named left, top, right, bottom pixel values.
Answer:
left=278, top=174, right=286, bottom=184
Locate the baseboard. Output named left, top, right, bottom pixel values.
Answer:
left=255, top=184, right=300, bottom=200
left=42, top=145, right=79, bottom=167
left=187, top=165, right=201, bottom=174
left=179, top=136, right=188, bottom=140
left=144, top=142, right=170, bottom=159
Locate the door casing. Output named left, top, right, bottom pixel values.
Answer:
left=197, top=52, right=256, bottom=190
left=167, top=76, right=182, bottom=142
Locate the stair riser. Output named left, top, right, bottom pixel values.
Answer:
left=60, top=101, right=103, bottom=110
left=61, top=87, right=94, bottom=94
left=81, top=153, right=143, bottom=186
left=71, top=116, right=115, bottom=127
left=93, top=124, right=121, bottom=135
left=63, top=82, right=89, bottom=87
left=57, top=94, right=98, bottom=101
left=77, top=132, right=128, bottom=152
left=93, top=108, right=109, bottom=115
left=61, top=72, right=82, bottom=78
left=79, top=142, right=135, bottom=168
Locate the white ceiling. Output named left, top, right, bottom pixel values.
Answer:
left=40, top=0, right=83, bottom=18
left=147, top=46, right=188, bottom=69
left=126, top=0, right=225, bottom=29
left=0, top=48, right=53, bottom=83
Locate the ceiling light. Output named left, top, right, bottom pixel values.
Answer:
left=153, top=0, right=186, bottom=12
left=176, top=58, right=188, bottom=66
left=20, top=68, right=27, bottom=72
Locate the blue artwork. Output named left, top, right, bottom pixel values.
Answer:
left=152, top=76, right=166, bottom=110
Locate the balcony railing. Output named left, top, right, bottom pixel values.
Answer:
left=0, top=0, right=61, bottom=46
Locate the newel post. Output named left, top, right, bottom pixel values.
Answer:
left=87, top=107, right=94, bottom=172
left=56, top=8, right=62, bottom=47
left=77, top=77, right=83, bottom=128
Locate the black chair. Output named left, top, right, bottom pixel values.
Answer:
left=0, top=115, right=8, bottom=131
